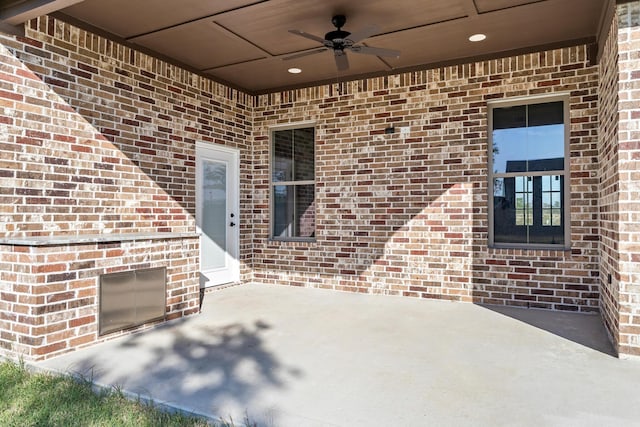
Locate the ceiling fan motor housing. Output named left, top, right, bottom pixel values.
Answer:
left=324, top=29, right=352, bottom=49
left=285, top=13, right=400, bottom=70
left=331, top=14, right=347, bottom=29
left=325, top=15, right=352, bottom=50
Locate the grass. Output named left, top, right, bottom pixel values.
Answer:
left=0, top=360, right=254, bottom=427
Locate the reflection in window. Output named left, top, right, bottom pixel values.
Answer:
left=489, top=99, right=568, bottom=247
left=542, top=175, right=562, bottom=226
left=271, top=127, right=315, bottom=240
left=515, top=176, right=533, bottom=226
left=492, top=101, right=564, bottom=174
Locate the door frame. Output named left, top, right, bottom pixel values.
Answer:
left=195, top=141, right=240, bottom=287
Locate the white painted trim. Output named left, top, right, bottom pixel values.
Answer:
left=195, top=142, right=240, bottom=287
left=486, top=92, right=572, bottom=107
left=268, top=120, right=317, bottom=131
left=195, top=141, right=240, bottom=156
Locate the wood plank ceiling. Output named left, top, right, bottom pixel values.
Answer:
left=1, top=0, right=610, bottom=94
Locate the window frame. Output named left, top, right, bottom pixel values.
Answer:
left=269, top=122, right=317, bottom=242
left=487, top=94, right=571, bottom=250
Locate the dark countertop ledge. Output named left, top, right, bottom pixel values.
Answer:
left=0, top=232, right=200, bottom=247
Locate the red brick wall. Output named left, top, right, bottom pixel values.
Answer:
left=598, top=3, right=621, bottom=353
left=616, top=1, right=640, bottom=357
left=252, top=46, right=600, bottom=312
left=0, top=17, right=251, bottom=256
left=4, top=12, right=639, bottom=359
left=0, top=237, right=199, bottom=360
left=0, top=16, right=253, bottom=359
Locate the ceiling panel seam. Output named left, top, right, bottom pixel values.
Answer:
left=212, top=21, right=275, bottom=58
left=464, top=0, right=480, bottom=16
left=126, top=0, right=270, bottom=41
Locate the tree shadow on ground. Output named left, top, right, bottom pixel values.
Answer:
left=64, top=319, right=302, bottom=426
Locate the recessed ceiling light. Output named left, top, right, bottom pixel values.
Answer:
left=288, top=67, right=302, bottom=74
left=469, top=33, right=487, bottom=42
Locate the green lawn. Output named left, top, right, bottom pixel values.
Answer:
left=0, top=360, right=246, bottom=427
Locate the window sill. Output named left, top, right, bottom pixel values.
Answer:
left=488, top=243, right=571, bottom=252
left=269, top=238, right=316, bottom=244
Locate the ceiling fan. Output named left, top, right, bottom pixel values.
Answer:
left=285, top=15, right=400, bottom=71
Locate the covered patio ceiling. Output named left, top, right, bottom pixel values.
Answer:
left=0, top=0, right=611, bottom=94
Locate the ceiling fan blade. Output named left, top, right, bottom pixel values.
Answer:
left=283, top=48, right=328, bottom=61
left=349, top=45, right=400, bottom=58
left=334, top=50, right=349, bottom=71
left=345, top=25, right=379, bottom=44
left=288, top=29, right=326, bottom=44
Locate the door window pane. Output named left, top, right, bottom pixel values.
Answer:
left=202, top=161, right=226, bottom=270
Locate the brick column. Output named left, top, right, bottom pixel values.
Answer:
left=616, top=0, right=640, bottom=358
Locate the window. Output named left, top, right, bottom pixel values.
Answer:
left=271, top=126, right=315, bottom=240
left=488, top=97, right=569, bottom=248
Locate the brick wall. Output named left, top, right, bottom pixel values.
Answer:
left=597, top=0, right=640, bottom=359
left=0, top=237, right=199, bottom=360
left=599, top=2, right=621, bottom=354
left=252, top=47, right=600, bottom=311
left=0, top=16, right=254, bottom=359
left=0, top=16, right=252, bottom=259
left=616, top=1, right=640, bottom=357
left=2, top=12, right=638, bottom=359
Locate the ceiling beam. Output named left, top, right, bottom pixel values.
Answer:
left=126, top=0, right=269, bottom=41
left=0, top=0, right=84, bottom=25
left=463, top=0, right=479, bottom=17
left=212, top=21, right=275, bottom=57
left=0, top=20, right=24, bottom=36
left=51, top=11, right=250, bottom=95
left=596, top=0, right=616, bottom=63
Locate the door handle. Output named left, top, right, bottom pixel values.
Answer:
left=230, top=222, right=236, bottom=227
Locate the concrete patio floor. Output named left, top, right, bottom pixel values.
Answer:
left=36, top=284, right=640, bottom=426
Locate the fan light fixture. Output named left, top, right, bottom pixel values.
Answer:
left=469, top=33, right=487, bottom=42
left=288, top=67, right=302, bottom=74
left=285, top=15, right=401, bottom=72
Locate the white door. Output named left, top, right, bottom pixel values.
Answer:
left=196, top=142, right=240, bottom=287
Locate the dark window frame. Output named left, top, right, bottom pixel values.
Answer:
left=488, top=95, right=571, bottom=250
left=270, top=124, right=316, bottom=242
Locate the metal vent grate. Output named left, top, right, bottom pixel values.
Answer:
left=99, top=267, right=166, bottom=336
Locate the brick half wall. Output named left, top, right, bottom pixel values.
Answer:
left=0, top=235, right=199, bottom=361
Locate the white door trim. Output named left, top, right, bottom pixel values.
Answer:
left=195, top=141, right=240, bottom=287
